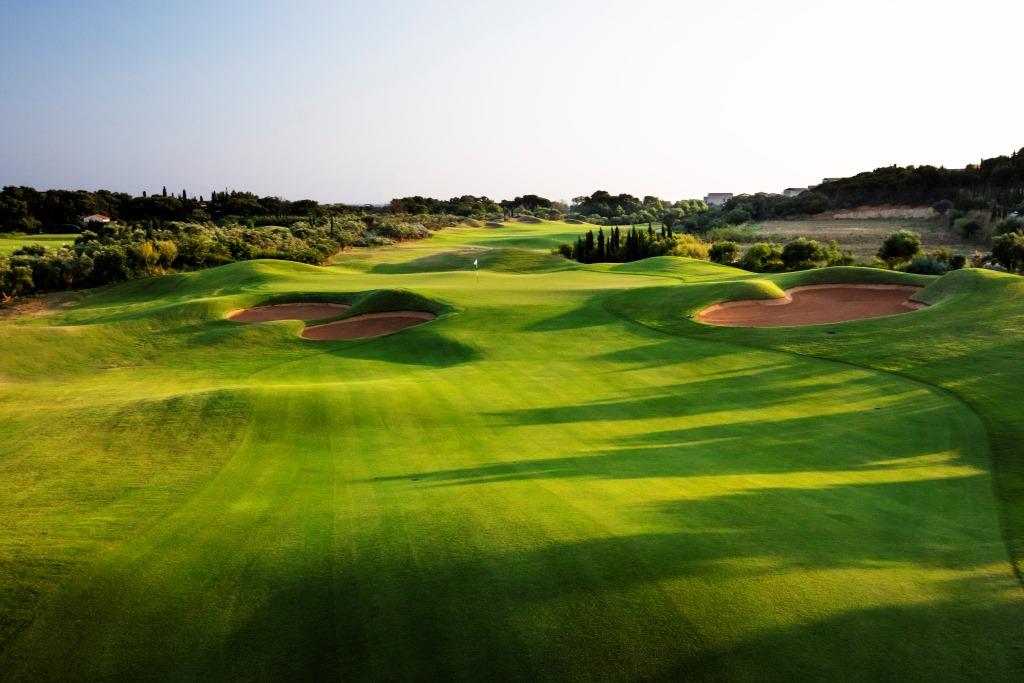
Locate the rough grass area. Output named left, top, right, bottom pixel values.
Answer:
left=754, top=218, right=980, bottom=259
left=0, top=219, right=1021, bottom=681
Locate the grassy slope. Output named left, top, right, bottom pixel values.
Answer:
left=0, top=221, right=1021, bottom=680
left=606, top=266, right=1024, bottom=580
left=0, top=233, right=78, bottom=256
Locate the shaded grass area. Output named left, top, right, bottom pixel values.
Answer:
left=0, top=223, right=1021, bottom=680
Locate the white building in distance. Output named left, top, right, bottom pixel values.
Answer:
left=80, top=213, right=111, bottom=226
left=782, top=188, right=808, bottom=197
left=704, top=193, right=733, bottom=206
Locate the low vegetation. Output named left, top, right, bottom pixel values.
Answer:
left=0, top=214, right=459, bottom=300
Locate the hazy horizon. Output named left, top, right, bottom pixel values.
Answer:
left=2, top=0, right=1021, bottom=204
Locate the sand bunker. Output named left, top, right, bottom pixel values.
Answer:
left=698, top=284, right=926, bottom=327
left=301, top=311, right=436, bottom=340
left=227, top=302, right=350, bottom=323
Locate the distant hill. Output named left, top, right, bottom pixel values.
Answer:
left=813, top=148, right=1024, bottom=212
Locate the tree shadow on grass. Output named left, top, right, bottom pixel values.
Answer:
left=167, top=483, right=1024, bottom=676
left=481, top=364, right=917, bottom=428
left=664, top=591, right=1024, bottom=682
left=370, top=397, right=968, bottom=488
left=585, top=338, right=747, bottom=371
left=7, top=473, right=1018, bottom=682
left=324, top=326, right=483, bottom=368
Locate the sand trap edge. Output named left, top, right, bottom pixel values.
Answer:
left=696, top=284, right=928, bottom=328
left=301, top=311, right=438, bottom=341
left=227, top=302, right=351, bottom=323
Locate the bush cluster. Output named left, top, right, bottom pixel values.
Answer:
left=0, top=214, right=446, bottom=300
left=564, top=224, right=685, bottom=264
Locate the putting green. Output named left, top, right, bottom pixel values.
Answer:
left=0, top=221, right=1021, bottom=680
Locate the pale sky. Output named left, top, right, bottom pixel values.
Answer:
left=1, top=0, right=1021, bottom=203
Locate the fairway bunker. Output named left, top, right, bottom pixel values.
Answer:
left=301, top=311, right=436, bottom=340
left=698, top=284, right=927, bottom=327
left=227, top=302, right=350, bottom=323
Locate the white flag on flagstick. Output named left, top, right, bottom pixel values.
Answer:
left=473, top=259, right=478, bottom=268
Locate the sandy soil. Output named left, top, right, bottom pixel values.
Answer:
left=301, top=311, right=436, bottom=340
left=227, top=303, right=350, bottom=323
left=698, top=284, right=926, bottom=328
left=0, top=291, right=82, bottom=321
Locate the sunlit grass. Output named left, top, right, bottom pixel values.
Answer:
left=0, top=221, right=1021, bottom=680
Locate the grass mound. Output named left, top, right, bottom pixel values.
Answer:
left=461, top=218, right=484, bottom=228
left=338, top=288, right=450, bottom=319
left=482, top=248, right=574, bottom=273
left=372, top=248, right=572, bottom=274
left=587, top=255, right=752, bottom=281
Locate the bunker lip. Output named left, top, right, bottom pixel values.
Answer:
left=697, top=284, right=927, bottom=328
left=301, top=311, right=437, bottom=340
left=227, top=302, right=350, bottom=323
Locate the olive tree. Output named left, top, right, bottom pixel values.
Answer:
left=878, top=230, right=922, bottom=266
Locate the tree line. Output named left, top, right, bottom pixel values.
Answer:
left=565, top=224, right=680, bottom=263
left=718, top=147, right=1024, bottom=223
left=0, top=213, right=458, bottom=302
left=0, top=186, right=374, bottom=234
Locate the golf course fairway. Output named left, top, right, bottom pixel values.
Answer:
left=1, top=220, right=1021, bottom=681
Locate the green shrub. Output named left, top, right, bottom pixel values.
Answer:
left=708, top=241, right=738, bottom=264
left=993, top=216, right=1024, bottom=235
left=991, top=232, right=1024, bottom=272
left=953, top=217, right=982, bottom=239
left=740, top=242, right=783, bottom=272
left=878, top=230, right=922, bottom=265
left=902, top=254, right=950, bottom=275
left=669, top=234, right=710, bottom=260
left=781, top=237, right=829, bottom=270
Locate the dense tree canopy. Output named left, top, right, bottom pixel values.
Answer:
left=812, top=149, right=1024, bottom=213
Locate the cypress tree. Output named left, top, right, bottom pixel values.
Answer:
left=162, top=186, right=167, bottom=197
left=597, top=228, right=605, bottom=262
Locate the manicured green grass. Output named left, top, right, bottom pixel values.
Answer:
left=0, top=232, right=78, bottom=256
left=1, top=220, right=1021, bottom=680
